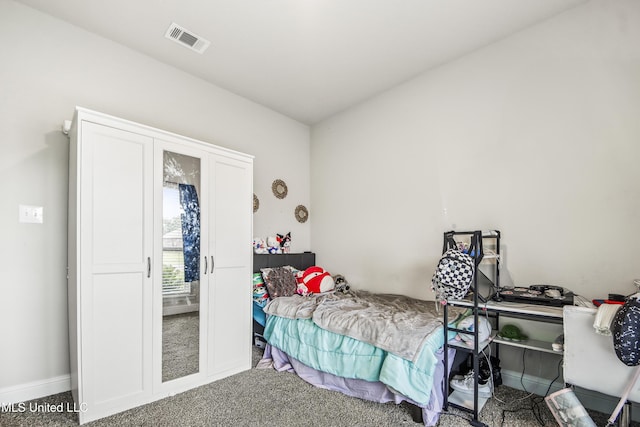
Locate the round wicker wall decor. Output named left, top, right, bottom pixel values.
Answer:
left=272, top=179, right=288, bottom=199
left=295, top=205, right=309, bottom=223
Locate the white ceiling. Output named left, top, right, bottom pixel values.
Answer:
left=16, top=0, right=588, bottom=124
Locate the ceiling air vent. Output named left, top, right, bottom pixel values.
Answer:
left=164, top=23, right=210, bottom=54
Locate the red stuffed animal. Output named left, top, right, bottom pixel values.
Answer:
left=296, top=266, right=335, bottom=296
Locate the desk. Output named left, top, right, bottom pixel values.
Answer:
left=563, top=306, right=640, bottom=405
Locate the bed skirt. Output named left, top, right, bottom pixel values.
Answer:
left=259, top=344, right=454, bottom=426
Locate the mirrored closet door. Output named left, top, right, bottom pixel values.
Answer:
left=157, top=145, right=208, bottom=384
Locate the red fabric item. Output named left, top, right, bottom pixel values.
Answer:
left=296, top=266, right=335, bottom=295
left=593, top=299, right=625, bottom=307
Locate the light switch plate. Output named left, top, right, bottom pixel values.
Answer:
left=19, top=205, right=44, bottom=223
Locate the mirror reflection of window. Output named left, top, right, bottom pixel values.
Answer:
left=162, top=186, right=188, bottom=298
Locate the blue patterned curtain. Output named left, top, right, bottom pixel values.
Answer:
left=179, top=184, right=200, bottom=282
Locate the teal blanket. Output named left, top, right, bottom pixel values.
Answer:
left=264, top=314, right=454, bottom=405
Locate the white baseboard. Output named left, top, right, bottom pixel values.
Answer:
left=0, top=375, right=70, bottom=405
left=501, top=368, right=564, bottom=396
left=501, top=369, right=639, bottom=422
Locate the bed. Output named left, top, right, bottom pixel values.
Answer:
left=252, top=253, right=463, bottom=426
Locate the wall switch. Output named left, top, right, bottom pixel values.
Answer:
left=19, top=205, right=44, bottom=224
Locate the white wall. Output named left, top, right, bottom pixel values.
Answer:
left=311, top=0, right=640, bottom=303
left=0, top=0, right=310, bottom=400
left=311, top=0, right=640, bottom=405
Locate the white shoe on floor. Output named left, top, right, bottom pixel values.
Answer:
left=450, top=371, right=492, bottom=397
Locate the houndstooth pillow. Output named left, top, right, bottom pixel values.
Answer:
left=432, top=249, right=475, bottom=301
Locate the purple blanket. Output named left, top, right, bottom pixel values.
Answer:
left=260, top=344, right=455, bottom=427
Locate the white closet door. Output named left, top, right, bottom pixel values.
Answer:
left=79, top=121, right=153, bottom=421
left=207, top=153, right=253, bottom=378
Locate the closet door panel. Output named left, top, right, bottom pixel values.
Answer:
left=92, top=272, right=145, bottom=403
left=208, top=154, right=252, bottom=377
left=209, top=267, right=251, bottom=375
left=78, top=121, right=153, bottom=421
left=87, top=122, right=149, bottom=267
left=211, top=156, right=252, bottom=268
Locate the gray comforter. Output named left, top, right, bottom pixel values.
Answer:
left=264, top=290, right=463, bottom=363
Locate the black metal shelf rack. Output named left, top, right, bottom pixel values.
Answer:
left=441, top=230, right=500, bottom=427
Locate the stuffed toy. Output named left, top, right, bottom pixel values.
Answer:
left=277, top=232, right=291, bottom=254
left=266, top=236, right=281, bottom=254
left=333, top=274, right=350, bottom=293
left=252, top=237, right=268, bottom=254
left=296, top=266, right=335, bottom=296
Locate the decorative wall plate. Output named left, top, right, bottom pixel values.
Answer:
left=272, top=179, right=288, bottom=199
left=295, top=205, right=309, bottom=223
left=253, top=194, right=259, bottom=213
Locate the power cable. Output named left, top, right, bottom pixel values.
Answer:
left=499, top=349, right=562, bottom=426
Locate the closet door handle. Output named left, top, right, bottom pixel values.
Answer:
left=210, top=256, right=214, bottom=274
left=147, top=257, right=151, bottom=278
left=204, top=256, right=208, bottom=275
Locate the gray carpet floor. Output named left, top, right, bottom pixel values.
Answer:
left=162, top=312, right=199, bottom=382
left=1, top=347, right=636, bottom=427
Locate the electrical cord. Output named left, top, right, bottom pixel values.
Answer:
left=480, top=347, right=494, bottom=396
left=529, top=357, right=563, bottom=420
left=497, top=349, right=539, bottom=426
left=498, top=349, right=563, bottom=426
left=520, top=348, right=529, bottom=393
